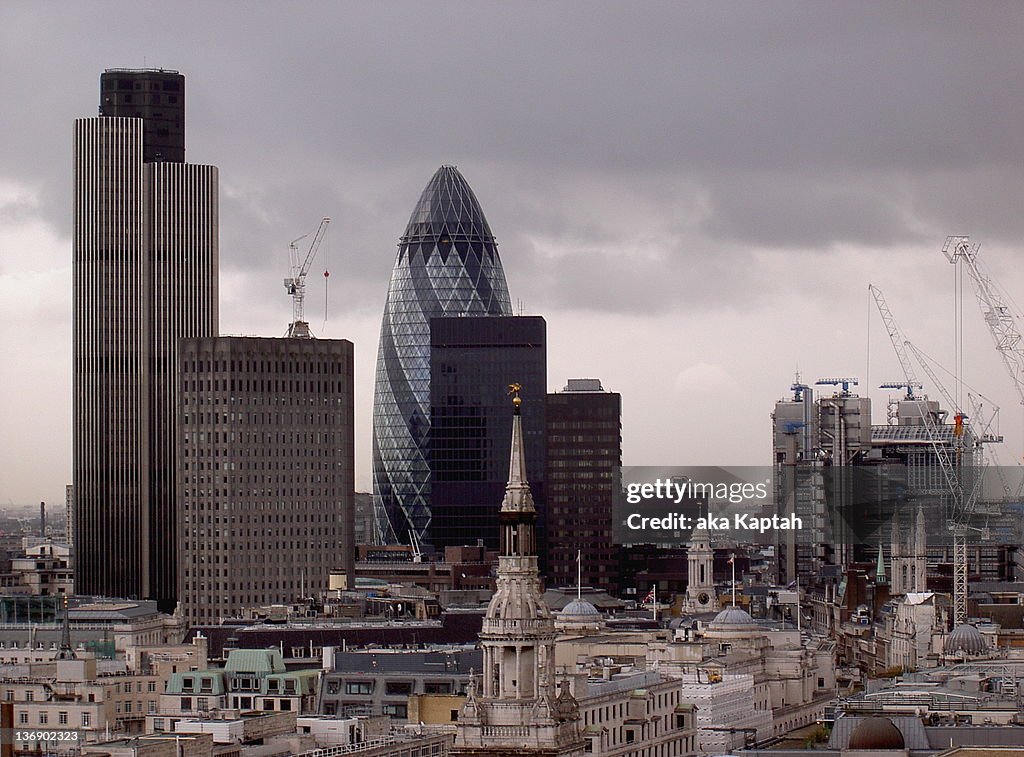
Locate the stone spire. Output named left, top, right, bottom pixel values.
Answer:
left=453, top=385, right=583, bottom=757
left=913, top=503, right=928, bottom=593
left=502, top=382, right=534, bottom=515
left=56, top=594, right=76, bottom=661
left=683, top=513, right=716, bottom=613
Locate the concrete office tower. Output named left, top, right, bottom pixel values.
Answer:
left=372, top=166, right=512, bottom=547
left=99, top=69, right=185, bottom=162
left=429, top=316, right=546, bottom=553
left=65, top=485, right=74, bottom=559
left=545, top=379, right=621, bottom=594
left=74, top=69, right=217, bottom=609
left=176, top=337, right=354, bottom=624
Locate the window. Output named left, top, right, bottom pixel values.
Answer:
left=424, top=682, right=451, bottom=694
left=386, top=681, right=413, bottom=696
left=196, top=698, right=208, bottom=711
left=25, top=691, right=33, bottom=702
left=148, top=681, right=157, bottom=693
left=82, top=713, right=91, bottom=727
left=279, top=699, right=291, bottom=711
left=180, top=697, right=192, bottom=710
left=152, top=718, right=162, bottom=731
left=18, top=713, right=27, bottom=725
left=345, top=682, right=373, bottom=695
left=59, top=712, right=68, bottom=725
left=39, top=712, right=48, bottom=725
left=382, top=703, right=407, bottom=718
left=263, top=699, right=275, bottom=710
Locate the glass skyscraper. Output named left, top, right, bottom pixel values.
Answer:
left=372, top=166, right=512, bottom=546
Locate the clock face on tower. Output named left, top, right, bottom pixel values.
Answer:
left=698, top=592, right=710, bottom=606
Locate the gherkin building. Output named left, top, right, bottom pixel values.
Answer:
left=372, top=166, right=512, bottom=546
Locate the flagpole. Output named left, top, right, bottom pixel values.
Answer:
left=577, top=549, right=582, bottom=601
left=652, top=583, right=657, bottom=622
left=731, top=553, right=736, bottom=608
left=796, top=574, right=801, bottom=632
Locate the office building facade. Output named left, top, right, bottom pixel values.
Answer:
left=74, top=69, right=217, bottom=608
left=545, top=380, right=622, bottom=594
left=429, top=315, right=546, bottom=553
left=176, top=336, right=355, bottom=624
left=372, top=166, right=512, bottom=548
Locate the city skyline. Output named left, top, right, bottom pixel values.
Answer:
left=3, top=3, right=1024, bottom=512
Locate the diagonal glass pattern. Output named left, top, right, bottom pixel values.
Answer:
left=372, top=166, right=512, bottom=545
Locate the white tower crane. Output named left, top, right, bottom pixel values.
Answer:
left=869, top=284, right=922, bottom=396
left=870, top=283, right=987, bottom=624
left=284, top=217, right=331, bottom=338
left=943, top=236, right=1024, bottom=406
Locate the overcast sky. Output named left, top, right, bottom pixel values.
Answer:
left=2, top=2, right=1024, bottom=509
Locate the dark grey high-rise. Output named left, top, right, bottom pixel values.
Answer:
left=74, top=69, right=217, bottom=609
left=372, top=166, right=512, bottom=547
left=176, top=337, right=355, bottom=624
left=429, top=316, right=546, bottom=554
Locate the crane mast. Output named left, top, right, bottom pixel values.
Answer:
left=943, top=235, right=1024, bottom=406
left=870, top=283, right=986, bottom=624
left=869, top=284, right=922, bottom=394
left=284, top=216, right=331, bottom=338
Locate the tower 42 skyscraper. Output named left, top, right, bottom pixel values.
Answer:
left=74, top=69, right=217, bottom=608
left=372, top=166, right=511, bottom=546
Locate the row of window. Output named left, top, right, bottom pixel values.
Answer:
left=17, top=710, right=81, bottom=726
left=182, top=359, right=345, bottom=374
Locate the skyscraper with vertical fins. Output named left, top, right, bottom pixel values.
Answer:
left=74, top=69, right=217, bottom=609
left=372, top=166, right=512, bottom=546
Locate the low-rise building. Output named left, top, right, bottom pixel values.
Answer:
left=319, top=647, right=480, bottom=719
left=159, top=648, right=320, bottom=723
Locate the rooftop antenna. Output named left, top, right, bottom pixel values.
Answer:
left=577, top=549, right=582, bottom=600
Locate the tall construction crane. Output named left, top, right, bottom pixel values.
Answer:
left=284, top=216, right=331, bottom=338
left=870, top=283, right=986, bottom=625
left=944, top=236, right=1024, bottom=406
left=869, top=284, right=922, bottom=397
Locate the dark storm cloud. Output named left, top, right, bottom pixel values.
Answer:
left=1, top=0, right=1023, bottom=315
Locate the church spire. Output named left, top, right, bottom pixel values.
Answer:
left=454, top=385, right=582, bottom=757
left=56, top=594, right=76, bottom=660
left=502, top=383, right=534, bottom=515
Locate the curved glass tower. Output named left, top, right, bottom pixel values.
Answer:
left=372, top=166, right=512, bottom=545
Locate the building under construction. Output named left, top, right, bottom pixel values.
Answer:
left=770, top=378, right=1016, bottom=590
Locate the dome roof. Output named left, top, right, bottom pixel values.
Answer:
left=403, top=165, right=494, bottom=243
left=560, top=598, right=600, bottom=617
left=710, top=607, right=754, bottom=627
left=945, top=623, right=987, bottom=656
left=848, top=717, right=905, bottom=750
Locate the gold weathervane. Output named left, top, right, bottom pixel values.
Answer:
left=507, top=383, right=522, bottom=408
